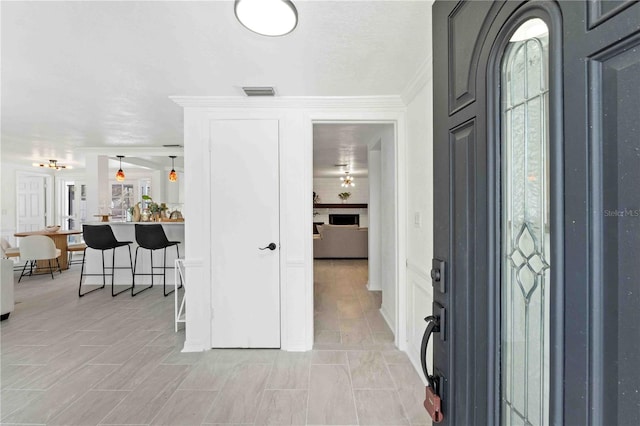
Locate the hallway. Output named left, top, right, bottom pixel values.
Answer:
left=313, top=259, right=429, bottom=425
left=314, top=259, right=395, bottom=350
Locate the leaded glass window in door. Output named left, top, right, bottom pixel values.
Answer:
left=501, top=18, right=550, bottom=426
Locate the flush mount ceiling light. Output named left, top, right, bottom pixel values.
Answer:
left=234, top=0, right=298, bottom=37
left=168, top=156, right=178, bottom=182
left=33, top=159, right=71, bottom=170
left=115, top=155, right=126, bottom=182
left=340, top=172, right=355, bottom=188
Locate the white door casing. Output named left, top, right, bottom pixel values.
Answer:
left=173, top=96, right=407, bottom=353
left=209, top=119, right=281, bottom=348
left=17, top=175, right=46, bottom=232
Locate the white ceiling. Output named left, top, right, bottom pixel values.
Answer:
left=313, top=123, right=391, bottom=178
left=1, top=1, right=430, bottom=170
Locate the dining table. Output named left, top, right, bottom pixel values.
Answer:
left=14, top=229, right=82, bottom=270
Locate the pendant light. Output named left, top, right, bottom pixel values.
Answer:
left=168, top=156, right=178, bottom=182
left=115, top=155, right=125, bottom=182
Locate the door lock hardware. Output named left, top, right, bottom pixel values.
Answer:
left=431, top=258, right=446, bottom=294
left=259, top=243, right=277, bottom=251
left=421, top=304, right=445, bottom=423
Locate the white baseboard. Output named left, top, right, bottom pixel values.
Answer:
left=282, top=345, right=311, bottom=352
left=181, top=343, right=208, bottom=353
left=379, top=305, right=395, bottom=332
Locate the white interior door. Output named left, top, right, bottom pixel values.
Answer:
left=17, top=176, right=46, bottom=232
left=210, top=119, right=280, bottom=348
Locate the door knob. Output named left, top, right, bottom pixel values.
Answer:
left=259, top=243, right=277, bottom=251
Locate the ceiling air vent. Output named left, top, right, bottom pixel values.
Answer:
left=242, top=87, right=276, bottom=97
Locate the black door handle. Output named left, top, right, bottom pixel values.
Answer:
left=421, top=314, right=443, bottom=423
left=259, top=243, right=277, bottom=251
left=421, top=315, right=441, bottom=390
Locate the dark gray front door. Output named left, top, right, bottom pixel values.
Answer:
left=431, top=1, right=640, bottom=424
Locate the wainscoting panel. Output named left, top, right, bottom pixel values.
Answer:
left=406, top=260, right=433, bottom=384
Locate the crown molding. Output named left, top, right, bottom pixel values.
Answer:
left=170, top=95, right=406, bottom=111
left=77, top=146, right=183, bottom=156
left=400, top=55, right=433, bottom=105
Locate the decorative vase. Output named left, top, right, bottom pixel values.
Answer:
left=141, top=208, right=150, bottom=222
left=133, top=204, right=141, bottom=222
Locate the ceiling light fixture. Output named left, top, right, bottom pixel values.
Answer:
left=234, top=0, right=298, bottom=37
left=340, top=172, right=355, bottom=188
left=33, top=159, right=71, bottom=170
left=115, top=155, right=126, bottom=182
left=168, top=156, right=178, bottom=182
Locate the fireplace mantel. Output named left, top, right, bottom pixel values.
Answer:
left=314, top=203, right=368, bottom=209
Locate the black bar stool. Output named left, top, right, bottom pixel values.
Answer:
left=132, top=224, right=183, bottom=297
left=79, top=225, right=134, bottom=297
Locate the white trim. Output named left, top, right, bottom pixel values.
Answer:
left=401, top=55, right=433, bottom=105
left=173, top=96, right=408, bottom=353
left=379, top=305, right=395, bottom=333
left=182, top=258, right=203, bottom=268
left=171, top=96, right=406, bottom=111
left=395, top=117, right=408, bottom=350
left=406, top=259, right=432, bottom=282
left=77, top=147, right=184, bottom=156
left=306, top=110, right=408, bottom=352
left=181, top=344, right=207, bottom=353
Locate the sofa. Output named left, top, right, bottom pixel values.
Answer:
left=1, top=258, right=15, bottom=320
left=313, top=224, right=368, bottom=259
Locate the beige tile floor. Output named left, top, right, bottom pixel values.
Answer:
left=1, top=259, right=429, bottom=425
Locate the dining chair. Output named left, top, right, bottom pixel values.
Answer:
left=1, top=238, right=20, bottom=259
left=67, top=235, right=87, bottom=266
left=18, top=235, right=62, bottom=282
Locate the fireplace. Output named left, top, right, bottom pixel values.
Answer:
left=329, top=214, right=359, bottom=226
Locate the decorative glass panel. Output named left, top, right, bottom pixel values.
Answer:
left=501, top=18, right=550, bottom=426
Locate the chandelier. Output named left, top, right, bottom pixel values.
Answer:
left=33, top=159, right=71, bottom=170
left=340, top=172, right=355, bottom=187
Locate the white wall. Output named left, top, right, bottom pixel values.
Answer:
left=380, top=126, right=397, bottom=332
left=368, top=146, right=382, bottom=291
left=404, top=63, right=434, bottom=377
left=174, top=96, right=407, bottom=352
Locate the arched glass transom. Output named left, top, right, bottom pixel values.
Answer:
left=500, top=17, right=550, bottom=426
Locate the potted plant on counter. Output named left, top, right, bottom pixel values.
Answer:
left=142, top=195, right=169, bottom=221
